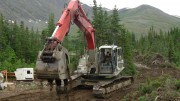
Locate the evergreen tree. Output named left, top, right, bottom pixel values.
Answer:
left=102, top=11, right=110, bottom=44
left=41, top=28, right=49, bottom=44
left=131, top=33, right=136, bottom=48
left=0, top=15, right=11, bottom=51
left=168, top=36, right=175, bottom=63
left=147, top=26, right=156, bottom=48
left=93, top=0, right=98, bottom=19
left=1, top=45, right=17, bottom=71
left=109, top=5, right=123, bottom=45
left=11, top=21, right=19, bottom=51
left=123, top=31, right=136, bottom=75
left=48, top=13, right=55, bottom=36
left=92, top=1, right=109, bottom=46
left=0, top=14, right=5, bottom=51
left=41, top=13, right=55, bottom=44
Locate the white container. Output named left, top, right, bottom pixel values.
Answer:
left=15, top=68, right=34, bottom=81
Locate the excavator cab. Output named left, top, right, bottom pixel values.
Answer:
left=98, top=45, right=124, bottom=77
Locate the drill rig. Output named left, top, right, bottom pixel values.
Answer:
left=35, top=0, right=133, bottom=98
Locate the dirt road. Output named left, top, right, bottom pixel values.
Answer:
left=0, top=67, right=179, bottom=101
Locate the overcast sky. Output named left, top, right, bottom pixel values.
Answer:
left=80, top=0, right=180, bottom=16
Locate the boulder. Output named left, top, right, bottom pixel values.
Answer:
left=6, top=82, right=16, bottom=91
left=0, top=73, right=4, bottom=83
left=0, top=83, right=5, bottom=90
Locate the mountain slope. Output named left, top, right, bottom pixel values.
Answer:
left=0, top=0, right=92, bottom=30
left=119, top=5, right=180, bottom=37
left=0, top=1, right=180, bottom=37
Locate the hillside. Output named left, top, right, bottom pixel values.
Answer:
left=0, top=1, right=180, bottom=37
left=0, top=0, right=92, bottom=30
left=119, top=5, right=180, bottom=37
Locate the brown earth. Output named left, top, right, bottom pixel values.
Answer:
left=0, top=67, right=179, bottom=101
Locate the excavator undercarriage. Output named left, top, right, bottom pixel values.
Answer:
left=53, top=73, right=134, bottom=98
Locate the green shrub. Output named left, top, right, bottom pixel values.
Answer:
left=138, top=96, right=148, bottom=101
left=151, top=80, right=161, bottom=88
left=138, top=91, right=157, bottom=101
left=123, top=62, right=136, bottom=76
left=139, top=84, right=153, bottom=94
left=149, top=91, right=157, bottom=101
left=159, top=75, right=171, bottom=83
left=175, top=79, right=180, bottom=90
left=163, top=90, right=179, bottom=101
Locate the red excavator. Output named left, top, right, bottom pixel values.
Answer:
left=35, top=0, right=133, bottom=98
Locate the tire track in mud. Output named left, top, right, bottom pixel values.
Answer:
left=0, top=90, right=42, bottom=101
left=0, top=89, right=96, bottom=101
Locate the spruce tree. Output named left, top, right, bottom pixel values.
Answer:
left=41, top=28, right=49, bottom=44
left=0, top=14, right=5, bottom=51
left=123, top=31, right=136, bottom=75
left=11, top=21, right=19, bottom=51
left=92, top=1, right=105, bottom=46
left=168, top=35, right=175, bottom=63
left=41, top=14, right=55, bottom=44
left=48, top=13, right=55, bottom=36
left=109, top=5, right=124, bottom=46
left=102, top=11, right=110, bottom=44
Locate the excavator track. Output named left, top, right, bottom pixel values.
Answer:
left=93, top=76, right=134, bottom=98
left=53, top=74, right=133, bottom=98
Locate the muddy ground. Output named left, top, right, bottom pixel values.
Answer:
left=0, top=67, right=179, bottom=101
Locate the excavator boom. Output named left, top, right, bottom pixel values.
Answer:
left=35, top=0, right=96, bottom=93
left=52, top=0, right=95, bottom=49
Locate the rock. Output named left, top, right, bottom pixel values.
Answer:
left=0, top=83, right=5, bottom=90
left=135, top=63, right=150, bottom=69
left=4, top=82, right=16, bottom=91
left=0, top=73, right=4, bottom=83
left=150, top=53, right=166, bottom=67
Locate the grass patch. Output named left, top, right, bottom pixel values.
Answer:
left=121, top=74, right=180, bottom=101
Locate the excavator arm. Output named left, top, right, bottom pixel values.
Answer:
left=35, top=0, right=95, bottom=90
left=52, top=0, right=95, bottom=49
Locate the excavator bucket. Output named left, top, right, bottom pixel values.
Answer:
left=35, top=42, right=70, bottom=81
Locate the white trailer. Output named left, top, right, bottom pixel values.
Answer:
left=15, top=68, right=34, bottom=81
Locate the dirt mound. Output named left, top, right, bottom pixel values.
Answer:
left=134, top=53, right=174, bottom=68
left=151, top=54, right=165, bottom=64
left=149, top=54, right=175, bottom=68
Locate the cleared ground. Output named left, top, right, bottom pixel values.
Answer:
left=0, top=67, right=179, bottom=101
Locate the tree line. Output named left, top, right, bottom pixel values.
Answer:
left=0, top=14, right=42, bottom=72
left=134, top=27, right=180, bottom=67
